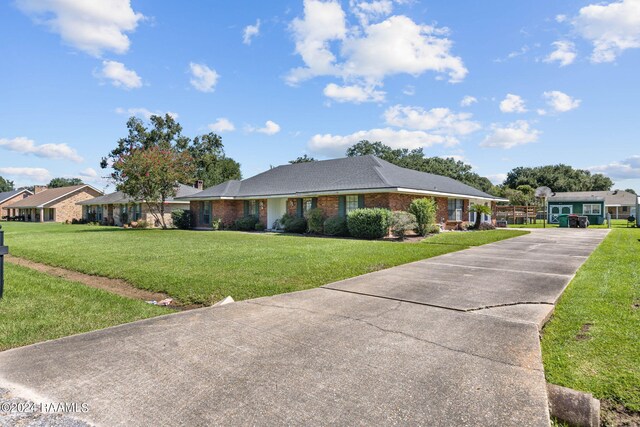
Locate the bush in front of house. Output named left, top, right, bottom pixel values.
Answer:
left=408, top=197, right=437, bottom=236
left=284, top=217, right=307, bottom=234
left=347, top=208, right=391, bottom=240
left=324, top=216, right=349, bottom=236
left=427, top=223, right=441, bottom=234
left=304, top=208, right=324, bottom=234
left=279, top=213, right=295, bottom=229
left=171, top=209, right=192, bottom=230
left=389, top=211, right=417, bottom=240
left=255, top=222, right=265, bottom=231
left=234, top=215, right=259, bottom=231
left=476, top=222, right=496, bottom=231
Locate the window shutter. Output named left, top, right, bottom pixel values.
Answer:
left=311, top=198, right=318, bottom=209
left=243, top=201, right=249, bottom=217
left=358, top=194, right=365, bottom=209
left=338, top=196, right=346, bottom=217
left=296, top=198, right=303, bottom=218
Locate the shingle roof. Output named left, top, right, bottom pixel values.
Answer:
left=5, top=185, right=102, bottom=208
left=549, top=190, right=636, bottom=206
left=77, top=184, right=200, bottom=205
left=182, top=155, right=502, bottom=200
left=0, top=189, right=32, bottom=204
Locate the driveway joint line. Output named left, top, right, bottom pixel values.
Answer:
left=418, top=262, right=573, bottom=278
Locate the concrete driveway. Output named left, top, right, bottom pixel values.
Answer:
left=0, top=228, right=608, bottom=426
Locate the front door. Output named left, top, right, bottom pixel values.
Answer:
left=549, top=205, right=572, bottom=223
left=267, top=198, right=287, bottom=230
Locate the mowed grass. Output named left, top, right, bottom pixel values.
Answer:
left=2, top=223, right=527, bottom=305
left=541, top=228, right=640, bottom=412
left=0, top=263, right=169, bottom=351
left=509, top=219, right=632, bottom=229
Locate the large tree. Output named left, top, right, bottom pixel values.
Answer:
left=47, top=177, right=84, bottom=188
left=289, top=155, right=317, bottom=164
left=0, top=176, right=14, bottom=192
left=345, top=140, right=497, bottom=194
left=189, top=133, right=241, bottom=187
left=502, top=164, right=612, bottom=192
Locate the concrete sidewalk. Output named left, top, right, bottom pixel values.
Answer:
left=0, top=228, right=608, bottom=426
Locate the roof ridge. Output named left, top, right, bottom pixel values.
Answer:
left=368, top=156, right=392, bottom=187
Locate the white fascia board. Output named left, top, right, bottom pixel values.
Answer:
left=396, top=187, right=507, bottom=202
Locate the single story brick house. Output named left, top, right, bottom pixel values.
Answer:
left=76, top=183, right=202, bottom=227
left=178, top=155, right=507, bottom=230
left=549, top=189, right=637, bottom=222
left=3, top=184, right=103, bottom=223
left=0, top=188, right=33, bottom=219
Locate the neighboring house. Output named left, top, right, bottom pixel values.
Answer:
left=178, top=155, right=507, bottom=230
left=0, top=188, right=33, bottom=219
left=3, top=185, right=103, bottom=223
left=76, top=183, right=202, bottom=227
left=549, top=190, right=637, bottom=221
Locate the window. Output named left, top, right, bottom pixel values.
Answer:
left=203, top=201, right=211, bottom=224
left=47, top=209, right=54, bottom=221
left=303, top=198, right=313, bottom=213
left=622, top=206, right=628, bottom=212
left=583, top=204, right=601, bottom=215
left=96, top=205, right=103, bottom=221
left=120, top=205, right=128, bottom=223
left=346, top=195, right=359, bottom=214
left=448, top=199, right=463, bottom=221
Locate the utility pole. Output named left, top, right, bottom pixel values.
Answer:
left=0, top=225, right=7, bottom=299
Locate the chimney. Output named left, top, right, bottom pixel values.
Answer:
left=195, top=180, right=204, bottom=191
left=34, top=185, right=48, bottom=194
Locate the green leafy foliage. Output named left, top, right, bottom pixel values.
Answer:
left=47, top=177, right=84, bottom=188
left=189, top=133, right=242, bottom=187
left=503, top=164, right=612, bottom=192
left=289, top=155, right=316, bottom=164
left=0, top=176, right=15, bottom=192
left=469, top=204, right=492, bottom=229
left=171, top=209, right=192, bottom=230
left=347, top=208, right=391, bottom=239
left=389, top=211, right=417, bottom=240
left=304, top=207, right=324, bottom=234
left=234, top=215, right=259, bottom=231
left=408, top=198, right=437, bottom=236
left=284, top=217, right=307, bottom=234
left=323, top=216, right=349, bottom=236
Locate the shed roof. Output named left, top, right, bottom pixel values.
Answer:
left=181, top=155, right=504, bottom=201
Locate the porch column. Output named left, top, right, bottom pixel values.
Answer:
left=39, top=208, right=44, bottom=222
left=616, top=206, right=619, bottom=219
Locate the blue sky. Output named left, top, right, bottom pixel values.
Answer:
left=1, top=0, right=639, bottom=192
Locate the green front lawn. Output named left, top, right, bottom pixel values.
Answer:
left=0, top=263, right=169, bottom=351
left=541, top=228, right=640, bottom=413
left=2, top=223, right=526, bottom=305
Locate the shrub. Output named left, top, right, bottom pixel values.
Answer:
left=280, top=213, right=295, bottom=229
left=171, top=209, right=192, bottom=230
left=234, top=215, right=259, bottom=231
left=212, top=217, right=222, bottom=231
left=324, top=216, right=349, bottom=236
left=284, top=217, right=307, bottom=234
left=304, top=208, right=324, bottom=234
left=389, top=211, right=417, bottom=240
left=476, top=222, right=496, bottom=231
left=131, top=220, right=149, bottom=229
left=427, top=223, right=441, bottom=234
left=255, top=222, right=265, bottom=231
left=408, top=198, right=437, bottom=236
left=347, top=208, right=391, bottom=240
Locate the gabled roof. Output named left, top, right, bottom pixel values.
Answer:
left=0, top=188, right=33, bottom=204
left=77, top=184, right=201, bottom=205
left=181, top=155, right=503, bottom=201
left=5, top=185, right=102, bottom=209
left=549, top=190, right=636, bottom=206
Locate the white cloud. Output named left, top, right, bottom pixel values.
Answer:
left=255, top=120, right=281, bottom=135
left=189, top=62, right=219, bottom=93
left=487, top=173, right=508, bottom=185
left=481, top=121, right=541, bottom=149
left=15, top=0, right=144, bottom=56
left=243, top=19, right=261, bottom=45
left=309, top=127, right=456, bottom=156
left=499, top=93, right=527, bottom=113
left=383, top=105, right=481, bottom=139
left=287, top=1, right=467, bottom=102
left=323, top=83, right=385, bottom=103
left=402, top=85, right=415, bottom=96
left=573, top=0, right=640, bottom=63
left=589, top=155, right=640, bottom=179
left=543, top=90, right=581, bottom=112
left=115, top=107, right=178, bottom=119
left=460, top=95, right=477, bottom=107
left=96, top=60, right=142, bottom=89
left=78, top=167, right=99, bottom=178
left=0, top=167, right=50, bottom=182
left=0, top=137, right=83, bottom=162
left=544, top=40, right=577, bottom=66
left=208, top=118, right=235, bottom=133
left=555, top=14, right=567, bottom=23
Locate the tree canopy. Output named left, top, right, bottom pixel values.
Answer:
left=624, top=188, right=637, bottom=195
left=502, top=164, right=612, bottom=193
left=289, top=155, right=317, bottom=164
left=345, top=140, right=498, bottom=195
left=47, top=177, right=84, bottom=188
left=0, top=176, right=14, bottom=192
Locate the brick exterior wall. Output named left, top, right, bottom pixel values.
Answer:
left=317, top=196, right=339, bottom=217
left=48, top=188, right=102, bottom=223
left=0, top=192, right=30, bottom=218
